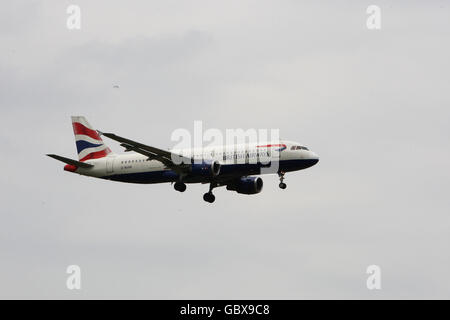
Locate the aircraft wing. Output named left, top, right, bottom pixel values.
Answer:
left=99, top=131, right=192, bottom=170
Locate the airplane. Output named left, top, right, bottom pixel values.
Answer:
left=47, top=117, right=319, bottom=203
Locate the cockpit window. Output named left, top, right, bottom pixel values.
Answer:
left=291, top=145, right=309, bottom=151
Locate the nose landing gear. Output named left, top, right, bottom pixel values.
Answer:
left=278, top=171, right=287, bottom=189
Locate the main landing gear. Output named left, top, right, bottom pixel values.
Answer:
left=278, top=171, right=287, bottom=189
left=203, top=183, right=217, bottom=203
left=174, top=182, right=186, bottom=192
left=203, top=192, right=215, bottom=203
left=174, top=180, right=216, bottom=203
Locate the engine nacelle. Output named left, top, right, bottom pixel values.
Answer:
left=190, top=160, right=221, bottom=177
left=227, top=177, right=263, bottom=195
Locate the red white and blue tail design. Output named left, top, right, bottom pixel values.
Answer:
left=71, top=116, right=112, bottom=162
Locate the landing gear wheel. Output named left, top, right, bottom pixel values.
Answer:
left=278, top=171, right=286, bottom=190
left=174, top=182, right=186, bottom=192
left=203, top=192, right=215, bottom=203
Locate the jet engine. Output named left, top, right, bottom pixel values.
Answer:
left=226, top=177, right=263, bottom=195
left=190, top=160, right=221, bottom=177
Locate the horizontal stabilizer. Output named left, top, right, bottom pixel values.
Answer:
left=46, top=154, right=94, bottom=168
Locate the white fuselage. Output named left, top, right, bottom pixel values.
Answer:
left=73, top=140, right=319, bottom=184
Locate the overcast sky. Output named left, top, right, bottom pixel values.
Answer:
left=1, top=0, right=449, bottom=299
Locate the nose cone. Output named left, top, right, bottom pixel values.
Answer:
left=309, top=151, right=319, bottom=166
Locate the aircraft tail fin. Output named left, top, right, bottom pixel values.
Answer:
left=71, top=116, right=113, bottom=162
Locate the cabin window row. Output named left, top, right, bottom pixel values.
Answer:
left=190, top=151, right=271, bottom=160
left=120, top=159, right=150, bottom=164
